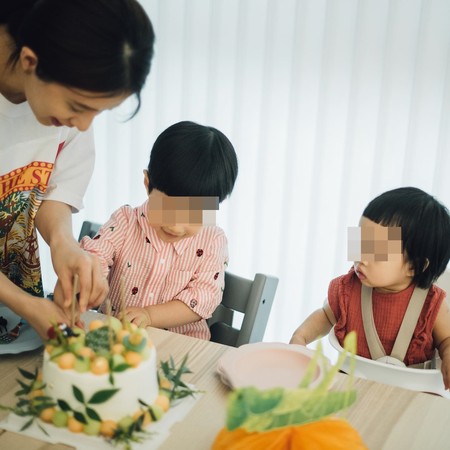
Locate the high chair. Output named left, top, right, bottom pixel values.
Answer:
left=328, top=283, right=450, bottom=399
left=329, top=331, right=449, bottom=398
left=208, top=272, right=278, bottom=347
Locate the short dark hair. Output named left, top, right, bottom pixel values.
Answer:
left=362, top=187, right=450, bottom=289
left=147, top=121, right=238, bottom=203
left=1, top=0, right=155, bottom=114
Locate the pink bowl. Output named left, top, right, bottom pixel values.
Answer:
left=217, top=342, right=325, bottom=390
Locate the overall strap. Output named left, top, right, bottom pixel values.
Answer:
left=361, top=285, right=385, bottom=360
left=361, top=284, right=429, bottom=362
left=390, top=286, right=429, bottom=361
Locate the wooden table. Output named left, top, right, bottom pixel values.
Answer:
left=1, top=326, right=450, bottom=449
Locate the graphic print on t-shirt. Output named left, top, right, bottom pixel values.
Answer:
left=0, top=161, right=54, bottom=296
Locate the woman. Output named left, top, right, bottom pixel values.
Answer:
left=0, top=0, right=155, bottom=338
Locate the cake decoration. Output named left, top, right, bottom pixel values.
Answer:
left=0, top=319, right=198, bottom=449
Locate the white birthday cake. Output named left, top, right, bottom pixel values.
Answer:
left=37, top=318, right=167, bottom=439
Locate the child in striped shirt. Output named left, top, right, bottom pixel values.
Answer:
left=80, top=121, right=238, bottom=339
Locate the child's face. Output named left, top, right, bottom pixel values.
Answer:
left=348, top=217, right=414, bottom=293
left=145, top=182, right=218, bottom=244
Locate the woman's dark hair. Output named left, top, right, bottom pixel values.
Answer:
left=363, top=187, right=450, bottom=289
left=0, top=0, right=155, bottom=113
left=147, top=121, right=238, bottom=203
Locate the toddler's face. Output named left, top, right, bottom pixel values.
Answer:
left=147, top=188, right=218, bottom=244
left=348, top=220, right=402, bottom=262
left=347, top=217, right=413, bottom=293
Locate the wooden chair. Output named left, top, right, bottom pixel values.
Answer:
left=208, top=272, right=278, bottom=347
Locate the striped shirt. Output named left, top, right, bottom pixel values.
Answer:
left=80, top=201, right=228, bottom=339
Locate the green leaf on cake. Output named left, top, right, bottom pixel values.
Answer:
left=57, top=399, right=72, bottom=412
left=20, top=417, right=34, bottom=432
left=72, top=386, right=85, bottom=404
left=34, top=401, right=56, bottom=413
left=18, top=368, right=36, bottom=380
left=16, top=379, right=32, bottom=395
left=86, top=406, right=102, bottom=422
left=37, top=422, right=50, bottom=437
left=73, top=411, right=88, bottom=424
left=88, top=388, right=120, bottom=404
left=113, top=363, right=132, bottom=373
left=16, top=399, right=29, bottom=408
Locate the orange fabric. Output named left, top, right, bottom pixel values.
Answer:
left=328, top=268, right=445, bottom=366
left=212, top=418, right=368, bottom=450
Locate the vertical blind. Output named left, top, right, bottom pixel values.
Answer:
left=41, top=0, right=450, bottom=346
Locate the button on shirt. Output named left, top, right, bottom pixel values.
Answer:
left=80, top=200, right=228, bottom=339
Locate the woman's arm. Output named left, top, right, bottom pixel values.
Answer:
left=35, top=200, right=108, bottom=312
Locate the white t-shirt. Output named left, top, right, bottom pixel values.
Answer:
left=0, top=94, right=95, bottom=296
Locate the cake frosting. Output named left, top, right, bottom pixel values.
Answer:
left=42, top=345, right=158, bottom=421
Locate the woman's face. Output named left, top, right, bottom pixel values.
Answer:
left=25, top=78, right=129, bottom=131
left=20, top=46, right=129, bottom=131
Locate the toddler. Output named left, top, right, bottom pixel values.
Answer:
left=80, top=121, right=238, bottom=339
left=290, top=187, right=450, bottom=389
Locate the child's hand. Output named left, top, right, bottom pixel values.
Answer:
left=441, top=361, right=450, bottom=390
left=439, top=340, right=450, bottom=390
left=289, top=333, right=307, bottom=346
left=123, top=306, right=152, bottom=328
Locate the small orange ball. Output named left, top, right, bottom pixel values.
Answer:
left=124, top=351, right=142, bottom=367
left=77, top=346, right=94, bottom=359
left=29, top=389, right=45, bottom=399
left=100, top=420, right=117, bottom=438
left=67, top=416, right=84, bottom=433
left=57, top=352, right=77, bottom=370
left=112, top=343, right=125, bottom=355
left=89, top=319, right=105, bottom=331
left=116, top=329, right=130, bottom=343
left=91, top=356, right=109, bottom=375
left=159, top=377, right=172, bottom=390
left=129, top=332, right=143, bottom=346
left=154, top=394, right=170, bottom=412
left=39, top=407, right=56, bottom=423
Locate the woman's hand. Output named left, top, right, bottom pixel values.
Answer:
left=35, top=200, right=108, bottom=312
left=26, top=297, right=75, bottom=339
left=123, top=307, right=153, bottom=328
left=52, top=242, right=108, bottom=312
